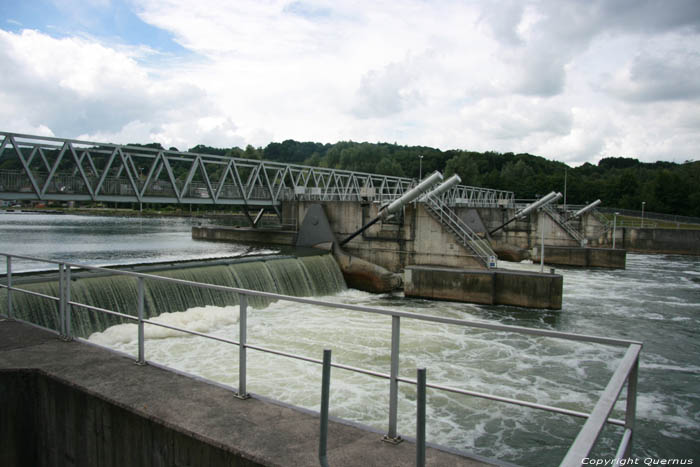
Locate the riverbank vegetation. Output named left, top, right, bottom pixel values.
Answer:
left=209, top=140, right=700, bottom=217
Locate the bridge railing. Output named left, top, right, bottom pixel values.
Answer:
left=1, top=252, right=640, bottom=466
left=0, top=131, right=514, bottom=209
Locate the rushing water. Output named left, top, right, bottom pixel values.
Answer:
left=1, top=212, right=698, bottom=465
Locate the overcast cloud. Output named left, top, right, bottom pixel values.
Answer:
left=1, top=0, right=699, bottom=165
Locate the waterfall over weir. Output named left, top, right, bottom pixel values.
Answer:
left=1, top=254, right=346, bottom=338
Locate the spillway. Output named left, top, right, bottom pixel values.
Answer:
left=0, top=254, right=346, bottom=337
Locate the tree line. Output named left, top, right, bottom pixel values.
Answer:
left=256, top=140, right=699, bottom=217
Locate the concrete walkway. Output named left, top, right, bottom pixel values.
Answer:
left=0, top=319, right=497, bottom=467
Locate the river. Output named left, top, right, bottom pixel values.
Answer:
left=1, top=211, right=698, bottom=465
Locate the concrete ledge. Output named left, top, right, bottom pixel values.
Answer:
left=193, top=226, right=297, bottom=246
left=533, top=246, right=626, bottom=269
left=404, top=266, right=562, bottom=310
left=0, top=319, right=494, bottom=467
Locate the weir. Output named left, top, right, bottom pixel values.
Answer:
left=0, top=254, right=346, bottom=337
left=0, top=251, right=643, bottom=466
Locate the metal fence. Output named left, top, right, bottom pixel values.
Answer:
left=1, top=252, right=641, bottom=466
left=596, top=207, right=700, bottom=226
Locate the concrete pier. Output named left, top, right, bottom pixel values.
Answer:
left=0, top=319, right=494, bottom=467
left=533, top=246, right=627, bottom=269
left=404, top=266, right=563, bottom=310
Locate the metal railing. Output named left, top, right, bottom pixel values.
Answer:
left=0, top=131, right=515, bottom=210
left=596, top=207, right=700, bottom=226
left=422, top=195, right=496, bottom=267
left=0, top=252, right=641, bottom=466
left=543, top=204, right=586, bottom=246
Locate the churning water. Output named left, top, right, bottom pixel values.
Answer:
left=1, top=212, right=698, bottom=465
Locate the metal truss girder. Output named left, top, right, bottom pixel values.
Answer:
left=0, top=131, right=515, bottom=209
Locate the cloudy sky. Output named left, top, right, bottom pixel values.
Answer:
left=1, top=0, right=699, bottom=166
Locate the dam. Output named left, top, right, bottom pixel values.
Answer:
left=2, top=243, right=644, bottom=466
left=1, top=133, right=699, bottom=464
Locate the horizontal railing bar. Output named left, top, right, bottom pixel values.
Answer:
left=395, top=375, right=626, bottom=426
left=0, top=253, right=640, bottom=348
left=560, top=344, right=642, bottom=466
left=245, top=342, right=392, bottom=380
left=69, top=301, right=138, bottom=321
left=0, top=284, right=60, bottom=302
left=140, top=318, right=242, bottom=347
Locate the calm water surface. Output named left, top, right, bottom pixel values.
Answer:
left=1, top=212, right=698, bottom=465
left=0, top=212, right=274, bottom=273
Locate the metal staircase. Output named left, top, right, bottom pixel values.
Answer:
left=542, top=204, right=586, bottom=245
left=589, top=209, right=613, bottom=236
left=422, top=195, right=497, bottom=268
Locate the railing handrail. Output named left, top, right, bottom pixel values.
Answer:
left=543, top=204, right=586, bottom=244
left=0, top=251, right=641, bottom=465
left=422, top=196, right=496, bottom=266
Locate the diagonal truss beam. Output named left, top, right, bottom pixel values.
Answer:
left=0, top=131, right=515, bottom=208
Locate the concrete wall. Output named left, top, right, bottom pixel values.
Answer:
left=532, top=246, right=626, bottom=269
left=193, top=225, right=296, bottom=246
left=288, top=201, right=484, bottom=272
left=404, top=266, right=563, bottom=310
left=1, top=370, right=260, bottom=467
left=615, top=227, right=700, bottom=255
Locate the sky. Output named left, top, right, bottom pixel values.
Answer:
left=1, top=0, right=699, bottom=166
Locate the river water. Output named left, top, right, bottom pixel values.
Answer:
left=1, top=212, right=698, bottom=465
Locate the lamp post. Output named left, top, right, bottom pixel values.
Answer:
left=418, top=155, right=423, bottom=180
left=641, top=201, right=646, bottom=228
left=540, top=207, right=545, bottom=273
left=613, top=212, right=619, bottom=249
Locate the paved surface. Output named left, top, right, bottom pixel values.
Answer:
left=0, top=319, right=497, bottom=467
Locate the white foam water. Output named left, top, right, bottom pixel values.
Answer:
left=86, top=252, right=700, bottom=465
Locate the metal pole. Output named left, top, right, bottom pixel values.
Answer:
left=65, top=266, right=72, bottom=339
left=319, top=349, right=332, bottom=467
left=236, top=295, right=250, bottom=399
left=540, top=210, right=545, bottom=273
left=137, top=277, right=145, bottom=365
left=563, top=168, right=567, bottom=212
left=418, top=155, right=423, bottom=180
left=384, top=315, right=402, bottom=443
left=59, top=263, right=65, bottom=335
left=623, top=356, right=639, bottom=458
left=641, top=202, right=645, bottom=228
left=6, top=256, right=12, bottom=319
left=613, top=213, right=618, bottom=249
left=416, top=368, right=427, bottom=467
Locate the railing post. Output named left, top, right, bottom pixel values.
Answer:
left=6, top=255, right=12, bottom=319
left=624, top=356, right=639, bottom=457
left=59, top=263, right=65, bottom=336
left=416, top=368, right=426, bottom=467
left=319, top=349, right=332, bottom=467
left=137, top=277, right=145, bottom=365
left=384, top=315, right=402, bottom=443
left=236, top=294, right=250, bottom=399
left=64, top=266, right=72, bottom=340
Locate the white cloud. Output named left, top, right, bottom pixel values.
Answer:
left=1, top=1, right=699, bottom=165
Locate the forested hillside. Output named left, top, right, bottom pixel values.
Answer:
left=255, top=140, right=699, bottom=217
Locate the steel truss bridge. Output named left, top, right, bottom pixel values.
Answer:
left=0, top=132, right=514, bottom=218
